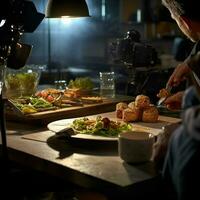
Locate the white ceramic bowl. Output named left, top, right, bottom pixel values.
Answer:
left=118, top=131, right=155, bottom=164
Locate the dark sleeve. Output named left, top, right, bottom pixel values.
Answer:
left=185, top=41, right=200, bottom=78
left=162, top=124, right=200, bottom=200
left=179, top=146, right=200, bottom=200
left=161, top=126, right=184, bottom=200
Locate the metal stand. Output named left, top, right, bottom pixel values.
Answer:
left=0, top=93, right=8, bottom=162
left=125, top=65, right=154, bottom=96
left=47, top=18, right=52, bottom=71
left=125, top=66, right=137, bottom=96
left=0, top=63, right=8, bottom=175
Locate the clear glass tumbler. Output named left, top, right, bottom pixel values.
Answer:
left=99, top=71, right=115, bottom=98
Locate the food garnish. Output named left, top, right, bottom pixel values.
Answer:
left=67, top=77, right=94, bottom=90
left=10, top=97, right=56, bottom=114
left=71, top=116, right=132, bottom=137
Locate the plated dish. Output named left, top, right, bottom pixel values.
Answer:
left=47, top=116, right=132, bottom=141
left=6, top=87, right=103, bottom=115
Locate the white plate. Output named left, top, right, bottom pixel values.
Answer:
left=47, top=115, right=180, bottom=141
left=47, top=117, right=120, bottom=141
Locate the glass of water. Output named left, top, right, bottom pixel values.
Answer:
left=99, top=71, right=115, bottom=98
left=54, top=80, right=67, bottom=90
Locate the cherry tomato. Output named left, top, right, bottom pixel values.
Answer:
left=40, top=90, right=49, bottom=98
left=46, top=95, right=54, bottom=102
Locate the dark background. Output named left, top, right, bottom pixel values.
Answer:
left=21, top=0, right=193, bottom=102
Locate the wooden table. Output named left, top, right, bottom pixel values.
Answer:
left=3, top=111, right=181, bottom=198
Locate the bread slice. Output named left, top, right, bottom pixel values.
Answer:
left=81, top=96, right=103, bottom=104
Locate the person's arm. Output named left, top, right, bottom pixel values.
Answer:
left=167, top=42, right=200, bottom=88
left=164, top=91, right=184, bottom=110
left=162, top=105, right=200, bottom=200
left=151, top=123, right=180, bottom=170
left=184, top=41, right=200, bottom=74
left=166, top=63, right=191, bottom=88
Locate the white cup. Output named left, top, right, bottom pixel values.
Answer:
left=118, top=131, right=155, bottom=164
left=99, top=72, right=115, bottom=98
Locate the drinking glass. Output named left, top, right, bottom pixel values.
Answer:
left=99, top=71, right=115, bottom=98
left=4, top=65, right=43, bottom=98
left=54, top=80, right=67, bottom=90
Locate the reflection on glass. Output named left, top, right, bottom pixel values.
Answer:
left=4, top=65, right=44, bottom=98
left=99, top=71, right=115, bottom=98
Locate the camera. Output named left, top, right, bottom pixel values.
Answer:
left=0, top=0, right=45, bottom=69
left=110, top=29, right=157, bottom=67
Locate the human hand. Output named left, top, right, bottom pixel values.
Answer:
left=151, top=123, right=180, bottom=168
left=166, top=63, right=191, bottom=88
left=164, top=91, right=184, bottom=110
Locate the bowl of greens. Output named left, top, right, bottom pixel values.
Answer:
left=5, top=65, right=44, bottom=98
left=66, top=77, right=94, bottom=97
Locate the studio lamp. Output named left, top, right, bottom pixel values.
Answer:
left=45, top=0, right=90, bottom=83
left=46, top=0, right=90, bottom=18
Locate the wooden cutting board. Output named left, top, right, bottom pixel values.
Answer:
left=98, top=112, right=181, bottom=136
left=5, top=95, right=134, bottom=124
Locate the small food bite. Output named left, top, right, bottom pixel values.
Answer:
left=116, top=94, right=159, bottom=123
left=157, top=88, right=170, bottom=99
left=142, top=105, right=159, bottom=123
left=128, top=101, right=135, bottom=109
left=116, top=102, right=128, bottom=118
left=128, top=101, right=143, bottom=121
left=122, top=107, right=141, bottom=122
left=135, top=95, right=150, bottom=109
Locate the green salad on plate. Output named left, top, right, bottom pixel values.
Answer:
left=71, top=116, right=132, bottom=137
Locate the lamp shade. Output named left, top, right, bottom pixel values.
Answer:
left=45, top=0, right=90, bottom=18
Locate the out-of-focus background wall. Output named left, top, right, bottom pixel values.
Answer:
left=22, top=0, right=193, bottom=101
